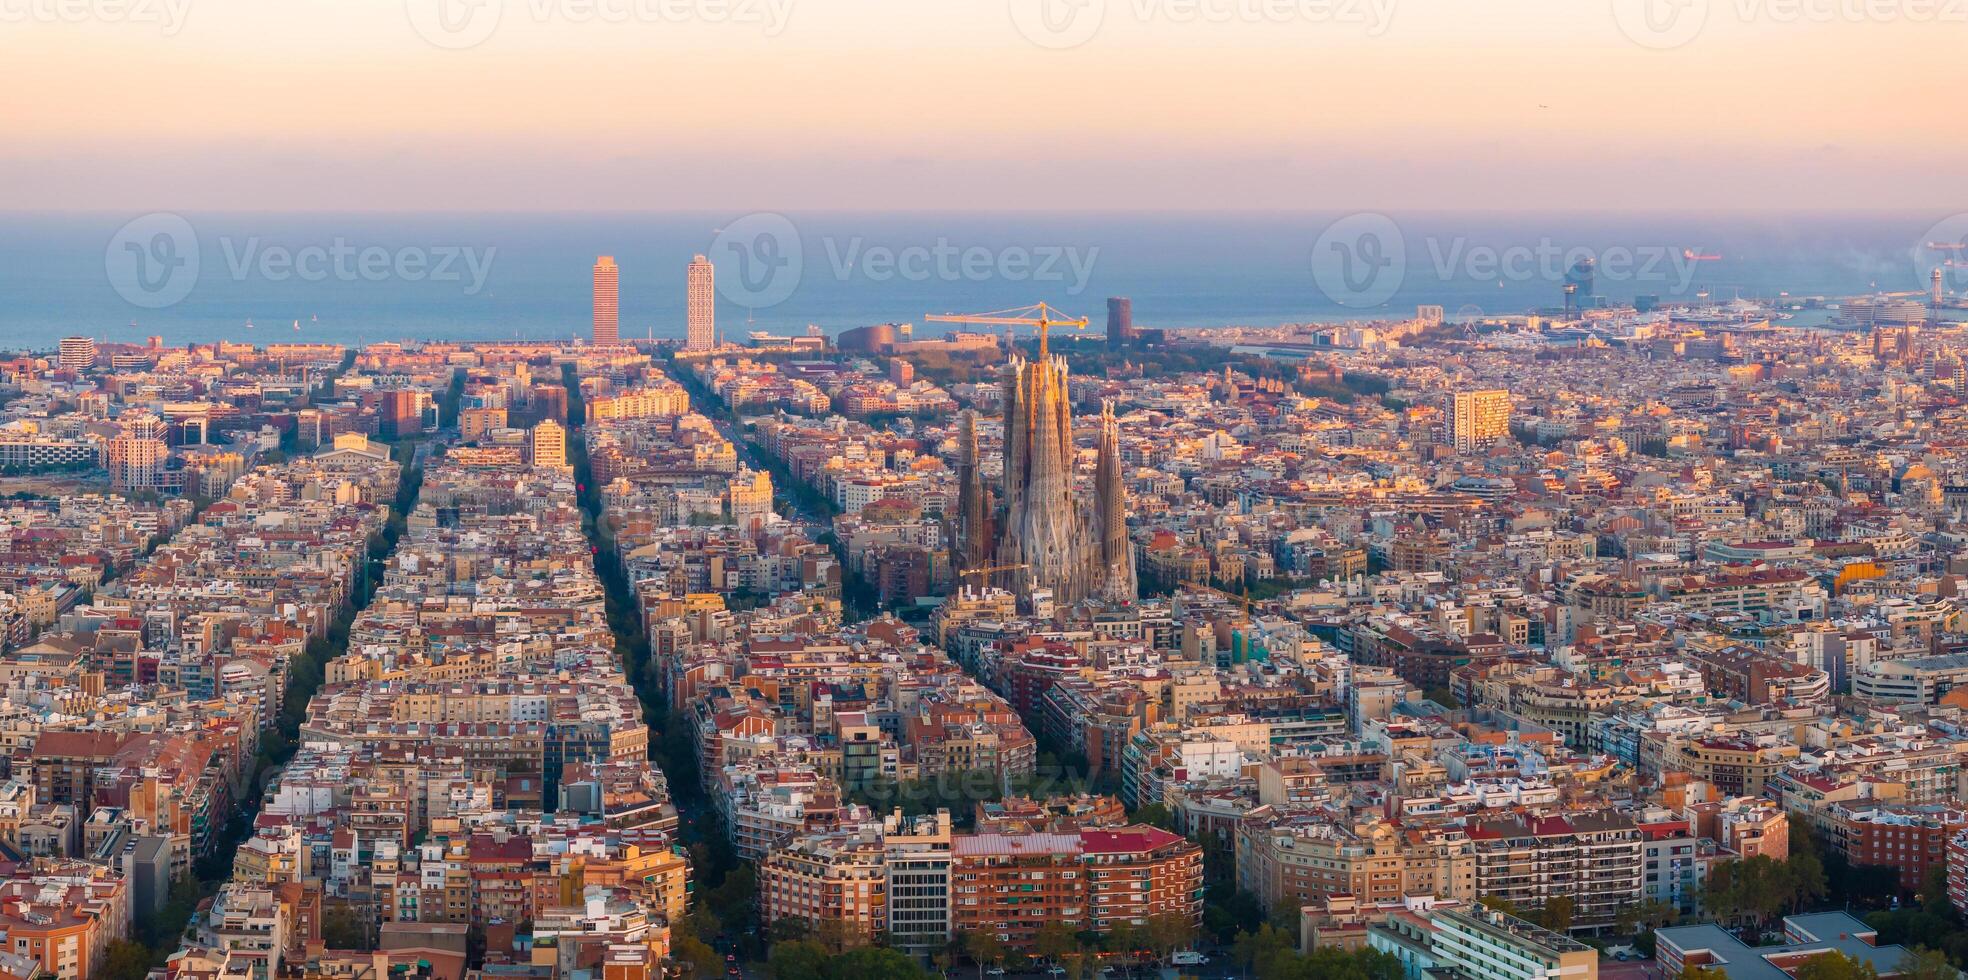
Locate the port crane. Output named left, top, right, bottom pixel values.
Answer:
left=923, top=302, right=1089, bottom=358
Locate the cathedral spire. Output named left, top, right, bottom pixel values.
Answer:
left=956, top=410, right=988, bottom=572
left=1095, top=400, right=1136, bottom=602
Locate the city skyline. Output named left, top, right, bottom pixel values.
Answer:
left=3, top=3, right=1965, bottom=979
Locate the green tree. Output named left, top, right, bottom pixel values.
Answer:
left=1131, top=803, right=1175, bottom=831
left=671, top=928, right=725, bottom=980
left=1792, top=952, right=1880, bottom=980
left=767, top=915, right=813, bottom=944
left=1202, top=885, right=1266, bottom=944
left=1538, top=896, right=1575, bottom=933
left=828, top=947, right=933, bottom=980
left=965, top=930, right=1007, bottom=980
left=1143, top=912, right=1197, bottom=963
left=1230, top=924, right=1296, bottom=975
left=1103, top=920, right=1145, bottom=963
left=98, top=941, right=156, bottom=980
left=1617, top=900, right=1680, bottom=956
left=1036, top=922, right=1081, bottom=965
left=1681, top=966, right=1732, bottom=980
left=320, top=901, right=371, bottom=948
left=1918, top=865, right=1952, bottom=915
left=1616, top=899, right=1680, bottom=934
left=766, top=940, right=833, bottom=980
left=1894, top=948, right=1959, bottom=980
left=1788, top=849, right=1829, bottom=914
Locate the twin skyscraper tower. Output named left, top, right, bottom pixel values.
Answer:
left=593, top=254, right=716, bottom=351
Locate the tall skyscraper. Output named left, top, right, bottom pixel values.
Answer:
left=686, top=254, right=715, bottom=351
left=1106, top=297, right=1135, bottom=349
left=1448, top=389, right=1512, bottom=452
left=593, top=256, right=620, bottom=346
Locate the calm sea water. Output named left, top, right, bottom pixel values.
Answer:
left=0, top=210, right=1957, bottom=351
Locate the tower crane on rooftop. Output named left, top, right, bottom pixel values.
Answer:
left=923, top=302, right=1089, bottom=359
left=957, top=563, right=1029, bottom=589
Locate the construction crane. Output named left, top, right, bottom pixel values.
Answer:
left=923, top=302, right=1089, bottom=359
left=956, top=563, right=1028, bottom=588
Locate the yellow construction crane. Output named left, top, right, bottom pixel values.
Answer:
left=923, top=302, right=1089, bottom=359
left=957, top=563, right=1029, bottom=586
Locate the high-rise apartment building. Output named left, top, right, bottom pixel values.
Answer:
left=58, top=336, right=96, bottom=372
left=531, top=419, right=568, bottom=471
left=1467, top=811, right=1641, bottom=930
left=1448, top=389, right=1512, bottom=452
left=685, top=254, right=715, bottom=351
left=882, top=812, right=953, bottom=958
left=106, top=414, right=169, bottom=493
left=759, top=830, right=889, bottom=948
left=593, top=256, right=620, bottom=346
left=380, top=390, right=424, bottom=440
left=950, top=825, right=1202, bottom=947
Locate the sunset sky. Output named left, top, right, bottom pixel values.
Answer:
left=3, top=0, right=1958, bottom=211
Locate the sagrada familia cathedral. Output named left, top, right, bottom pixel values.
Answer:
left=953, top=352, right=1135, bottom=606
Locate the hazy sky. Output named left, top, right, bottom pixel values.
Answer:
left=3, top=0, right=1957, bottom=211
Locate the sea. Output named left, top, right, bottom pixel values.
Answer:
left=1, top=210, right=1960, bottom=351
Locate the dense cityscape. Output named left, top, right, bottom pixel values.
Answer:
left=0, top=246, right=1967, bottom=980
